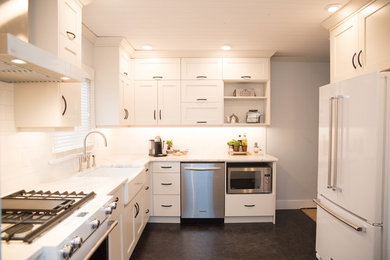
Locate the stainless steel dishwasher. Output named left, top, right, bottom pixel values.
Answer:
left=181, top=162, right=225, bottom=218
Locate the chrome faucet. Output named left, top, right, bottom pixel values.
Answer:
left=79, top=130, right=108, bottom=171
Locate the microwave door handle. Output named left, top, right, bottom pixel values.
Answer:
left=83, top=220, right=118, bottom=260
left=327, top=97, right=334, bottom=189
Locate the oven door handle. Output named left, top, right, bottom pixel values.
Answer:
left=82, top=220, right=118, bottom=260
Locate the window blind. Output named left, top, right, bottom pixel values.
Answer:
left=52, top=79, right=93, bottom=154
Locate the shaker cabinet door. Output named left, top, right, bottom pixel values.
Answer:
left=359, top=0, right=390, bottom=74
left=223, top=58, right=269, bottom=81
left=181, top=58, right=222, bottom=80
left=330, top=15, right=359, bottom=83
left=134, top=81, right=158, bottom=125
left=157, top=81, right=181, bottom=125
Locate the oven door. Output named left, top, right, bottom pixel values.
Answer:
left=227, top=167, right=263, bottom=194
left=70, top=219, right=118, bottom=260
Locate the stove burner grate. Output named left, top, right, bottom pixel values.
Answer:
left=1, top=190, right=95, bottom=243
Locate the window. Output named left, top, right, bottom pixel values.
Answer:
left=52, top=78, right=94, bottom=154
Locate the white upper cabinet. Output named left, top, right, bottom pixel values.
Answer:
left=29, top=0, right=82, bottom=67
left=330, top=15, right=359, bottom=83
left=158, top=81, right=181, bottom=125
left=329, top=0, right=390, bottom=82
left=94, top=38, right=134, bottom=127
left=223, top=58, right=269, bottom=81
left=134, top=58, right=180, bottom=80
left=134, top=81, right=158, bottom=125
left=181, top=80, right=223, bottom=103
left=181, top=58, right=222, bottom=80
left=14, top=83, right=81, bottom=128
left=181, top=102, right=223, bottom=125
left=359, top=0, right=390, bottom=74
left=134, top=81, right=181, bottom=126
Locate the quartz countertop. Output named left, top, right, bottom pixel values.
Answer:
left=100, top=153, right=278, bottom=167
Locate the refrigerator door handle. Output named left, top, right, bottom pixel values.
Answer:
left=313, top=199, right=365, bottom=232
left=332, top=96, right=344, bottom=192
left=327, top=97, right=334, bottom=189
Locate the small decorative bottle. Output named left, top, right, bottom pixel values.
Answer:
left=253, top=142, right=260, bottom=154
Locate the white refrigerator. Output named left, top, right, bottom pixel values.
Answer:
left=315, top=71, right=390, bottom=260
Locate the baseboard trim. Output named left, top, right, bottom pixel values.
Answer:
left=276, top=199, right=315, bottom=209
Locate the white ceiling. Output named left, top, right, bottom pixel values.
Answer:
left=83, top=0, right=349, bottom=61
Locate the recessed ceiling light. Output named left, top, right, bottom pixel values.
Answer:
left=327, top=4, right=341, bottom=13
left=11, top=59, right=26, bottom=64
left=142, top=45, right=153, bottom=50
left=221, top=45, right=231, bottom=51
left=61, top=76, right=70, bottom=80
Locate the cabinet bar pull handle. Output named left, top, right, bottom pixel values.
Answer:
left=161, top=205, right=172, bottom=207
left=241, top=76, right=251, bottom=79
left=161, top=166, right=172, bottom=169
left=196, top=98, right=207, bottom=101
left=244, top=204, right=255, bottom=207
left=153, top=76, right=163, bottom=79
left=145, top=209, right=149, bottom=214
left=124, top=72, right=128, bottom=76
left=145, top=186, right=149, bottom=190
left=357, top=50, right=363, bottom=67
left=184, top=167, right=221, bottom=171
left=313, top=199, right=364, bottom=232
left=66, top=31, right=76, bottom=39
left=196, top=75, right=207, bottom=79
left=197, top=121, right=207, bottom=124
left=327, top=97, right=334, bottom=189
left=124, top=108, right=129, bottom=119
left=352, top=53, right=357, bottom=69
left=159, top=109, right=162, bottom=120
left=62, top=95, right=67, bottom=116
left=161, top=182, right=172, bottom=185
left=154, top=110, right=156, bottom=120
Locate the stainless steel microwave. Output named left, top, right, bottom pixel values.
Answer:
left=227, top=165, right=272, bottom=194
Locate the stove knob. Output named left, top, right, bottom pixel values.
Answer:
left=104, top=206, right=113, bottom=215
left=71, top=236, right=83, bottom=249
left=60, top=244, right=73, bottom=259
left=90, top=219, right=100, bottom=229
left=109, top=202, right=117, bottom=210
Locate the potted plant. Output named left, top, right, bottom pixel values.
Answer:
left=166, top=140, right=173, bottom=150
left=227, top=139, right=241, bottom=152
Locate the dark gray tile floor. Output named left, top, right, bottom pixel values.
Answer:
left=131, top=210, right=316, bottom=260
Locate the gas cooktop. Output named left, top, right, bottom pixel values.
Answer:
left=1, top=190, right=95, bottom=243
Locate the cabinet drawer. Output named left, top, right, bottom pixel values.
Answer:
left=153, top=173, right=180, bottom=195
left=134, top=58, right=180, bottom=80
left=152, top=162, right=180, bottom=173
left=223, top=58, right=269, bottom=81
left=225, top=194, right=274, bottom=217
left=126, top=170, right=146, bottom=205
left=181, top=80, right=223, bottom=103
left=153, top=195, right=180, bottom=216
left=181, top=58, right=222, bottom=80
left=181, top=102, right=223, bottom=125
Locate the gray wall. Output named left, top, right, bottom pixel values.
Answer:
left=268, top=61, right=330, bottom=209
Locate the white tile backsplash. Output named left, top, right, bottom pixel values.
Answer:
left=0, top=82, right=80, bottom=196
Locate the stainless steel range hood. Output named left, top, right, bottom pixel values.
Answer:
left=0, top=33, right=83, bottom=83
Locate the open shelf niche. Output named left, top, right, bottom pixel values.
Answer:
left=223, top=81, right=270, bottom=125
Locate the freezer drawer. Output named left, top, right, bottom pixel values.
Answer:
left=316, top=200, right=382, bottom=260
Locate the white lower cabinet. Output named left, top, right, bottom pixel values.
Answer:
left=123, top=202, right=135, bottom=260
left=181, top=102, right=223, bottom=125
left=152, top=173, right=180, bottom=194
left=225, top=194, right=274, bottom=217
left=153, top=195, right=181, bottom=216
